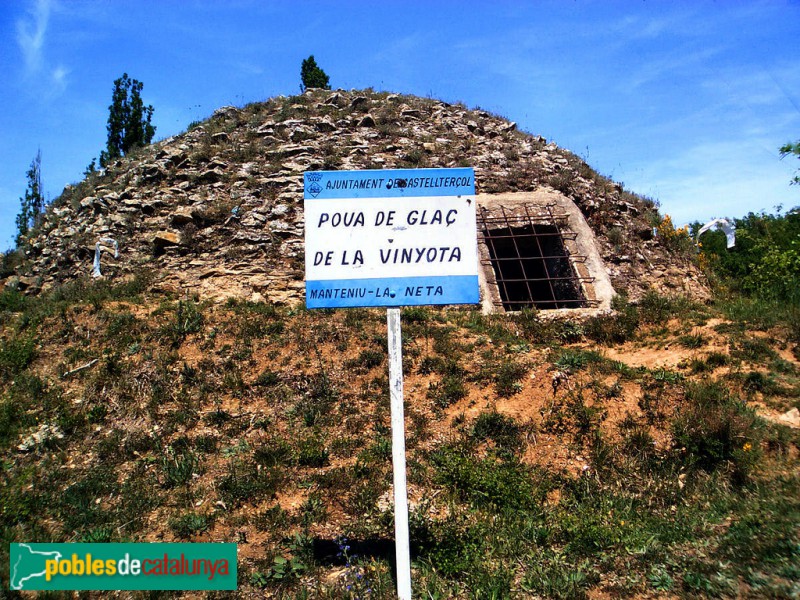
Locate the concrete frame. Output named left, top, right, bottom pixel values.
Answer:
left=476, top=190, right=615, bottom=314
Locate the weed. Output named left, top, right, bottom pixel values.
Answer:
left=254, top=436, right=294, bottom=467
left=638, top=291, right=695, bottom=324
left=292, top=370, right=338, bottom=426
left=495, top=359, right=528, bottom=397
left=0, top=335, right=36, bottom=381
left=471, top=411, right=524, bottom=455
left=160, top=446, right=199, bottom=488
left=584, top=302, right=639, bottom=345
left=216, top=461, right=283, bottom=508
left=741, top=371, right=780, bottom=395
left=521, top=554, right=595, bottom=599
left=263, top=555, right=306, bottom=583
left=427, top=373, right=467, bottom=408
left=296, top=434, right=329, bottom=467
left=345, top=348, right=384, bottom=372
left=402, top=306, right=433, bottom=323
left=431, top=444, right=549, bottom=511
left=162, top=299, right=204, bottom=347
left=555, top=349, right=603, bottom=372
left=105, top=311, right=145, bottom=346
left=300, top=493, right=327, bottom=526
left=170, top=512, right=212, bottom=538
left=194, top=434, right=218, bottom=454
left=672, top=381, right=761, bottom=483
left=607, top=227, right=624, bottom=249
left=557, top=321, right=586, bottom=343
left=689, top=351, right=729, bottom=373
left=58, top=467, right=119, bottom=533
left=651, top=368, right=683, bottom=384
left=732, top=336, right=778, bottom=363
left=648, top=565, right=675, bottom=592
left=253, top=369, right=281, bottom=387
left=417, top=355, right=443, bottom=375
left=254, top=504, right=290, bottom=531
left=678, top=333, right=707, bottom=348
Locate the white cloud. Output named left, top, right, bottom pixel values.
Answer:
left=623, top=139, right=800, bottom=224
left=51, top=65, right=68, bottom=92
left=16, top=0, right=52, bottom=73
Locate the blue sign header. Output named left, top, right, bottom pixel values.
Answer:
left=304, top=168, right=474, bottom=200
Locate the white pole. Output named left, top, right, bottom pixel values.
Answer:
left=387, top=307, right=412, bottom=600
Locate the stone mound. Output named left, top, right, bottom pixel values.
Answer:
left=7, top=88, right=709, bottom=306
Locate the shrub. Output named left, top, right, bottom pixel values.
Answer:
left=672, top=381, right=761, bottom=483
left=0, top=336, right=36, bottom=381
left=170, top=512, right=212, bottom=538
left=656, top=215, right=693, bottom=254
left=427, top=373, right=467, bottom=408
left=471, top=411, right=523, bottom=454
left=217, top=461, right=283, bottom=508
left=495, top=359, right=527, bottom=397
left=0, top=287, right=26, bottom=312
left=296, top=434, right=329, bottom=467
left=584, top=295, right=639, bottom=344
left=431, top=445, right=548, bottom=511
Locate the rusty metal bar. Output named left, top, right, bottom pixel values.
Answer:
left=478, top=203, right=590, bottom=310
left=479, top=207, right=513, bottom=308
left=523, top=203, right=559, bottom=306
left=503, top=205, right=538, bottom=305
left=482, top=255, right=588, bottom=262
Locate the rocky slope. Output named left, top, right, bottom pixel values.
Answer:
left=6, top=88, right=708, bottom=304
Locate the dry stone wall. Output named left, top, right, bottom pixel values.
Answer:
left=6, top=89, right=710, bottom=305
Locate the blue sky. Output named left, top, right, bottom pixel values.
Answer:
left=1, top=0, right=799, bottom=250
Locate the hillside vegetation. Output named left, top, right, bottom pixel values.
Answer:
left=1, top=263, right=798, bottom=597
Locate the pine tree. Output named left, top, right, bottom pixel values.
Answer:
left=15, top=150, right=44, bottom=245
left=99, top=73, right=155, bottom=168
left=300, top=55, right=330, bottom=91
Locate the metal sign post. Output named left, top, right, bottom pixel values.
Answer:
left=303, top=168, right=479, bottom=599
left=387, top=307, right=411, bottom=600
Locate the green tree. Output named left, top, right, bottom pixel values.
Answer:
left=779, top=139, right=800, bottom=185
left=699, top=208, right=800, bottom=304
left=300, top=55, right=330, bottom=91
left=15, top=150, right=44, bottom=245
left=99, top=73, right=155, bottom=167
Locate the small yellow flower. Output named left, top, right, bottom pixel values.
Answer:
left=743, top=442, right=752, bottom=452
left=620, top=520, right=625, bottom=526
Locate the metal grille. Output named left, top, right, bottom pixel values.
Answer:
left=478, top=204, right=593, bottom=310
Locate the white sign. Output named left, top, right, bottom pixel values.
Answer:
left=303, top=168, right=479, bottom=308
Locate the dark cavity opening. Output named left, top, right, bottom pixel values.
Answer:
left=484, top=224, right=586, bottom=310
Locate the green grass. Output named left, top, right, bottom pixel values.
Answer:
left=0, top=335, right=36, bottom=381
left=471, top=411, right=524, bottom=455
left=216, top=461, right=284, bottom=508
left=170, top=512, right=213, bottom=538
left=0, top=265, right=799, bottom=597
